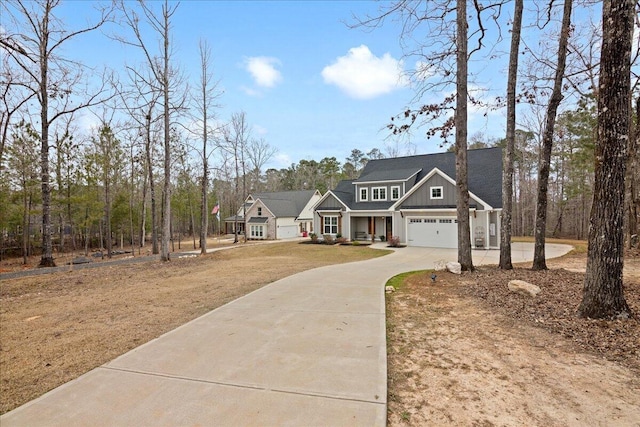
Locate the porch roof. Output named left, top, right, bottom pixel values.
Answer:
left=247, top=217, right=269, bottom=224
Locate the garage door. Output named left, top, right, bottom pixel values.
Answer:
left=407, top=218, right=458, bottom=248
left=277, top=225, right=298, bottom=239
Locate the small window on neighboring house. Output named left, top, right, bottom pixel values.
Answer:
left=323, top=216, right=338, bottom=234
left=391, top=186, right=400, bottom=200
left=430, top=186, right=443, bottom=200
left=360, top=187, right=368, bottom=202
left=257, top=207, right=262, bottom=216
left=372, top=187, right=387, bottom=201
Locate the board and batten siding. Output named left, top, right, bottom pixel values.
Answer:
left=401, top=174, right=486, bottom=209
left=317, top=195, right=344, bottom=210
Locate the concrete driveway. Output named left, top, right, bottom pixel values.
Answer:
left=1, top=243, right=572, bottom=427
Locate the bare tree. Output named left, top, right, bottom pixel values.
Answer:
left=117, top=0, right=186, bottom=261
left=1, top=0, right=113, bottom=267
left=532, top=0, right=573, bottom=271
left=192, top=39, right=222, bottom=255
left=454, top=0, right=474, bottom=271
left=221, top=112, right=251, bottom=243
left=578, top=0, right=634, bottom=319
left=499, top=0, right=524, bottom=270
left=246, top=137, right=277, bottom=192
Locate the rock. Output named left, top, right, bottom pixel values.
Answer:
left=69, top=256, right=92, bottom=265
left=508, top=280, right=541, bottom=297
left=446, top=262, right=462, bottom=274
left=434, top=260, right=447, bottom=271
left=385, top=285, right=395, bottom=293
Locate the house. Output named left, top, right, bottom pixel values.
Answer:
left=226, top=190, right=322, bottom=240
left=312, top=147, right=502, bottom=249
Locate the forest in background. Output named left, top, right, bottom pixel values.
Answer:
left=1, top=0, right=638, bottom=263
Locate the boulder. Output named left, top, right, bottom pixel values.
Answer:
left=446, top=262, right=462, bottom=274
left=434, top=260, right=447, bottom=271
left=508, top=280, right=541, bottom=297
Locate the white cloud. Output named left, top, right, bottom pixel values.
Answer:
left=244, top=56, right=282, bottom=88
left=321, top=45, right=407, bottom=99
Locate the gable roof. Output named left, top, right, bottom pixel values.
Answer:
left=251, top=190, right=319, bottom=218
left=330, top=147, right=502, bottom=210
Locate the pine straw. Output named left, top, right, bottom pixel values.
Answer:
left=460, top=265, right=640, bottom=373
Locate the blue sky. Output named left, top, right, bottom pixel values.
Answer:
left=11, top=1, right=625, bottom=170
left=45, top=0, right=510, bottom=170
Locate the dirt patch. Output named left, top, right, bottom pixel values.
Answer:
left=0, top=241, right=387, bottom=414
left=387, top=252, right=640, bottom=426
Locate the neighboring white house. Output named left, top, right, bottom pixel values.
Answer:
left=312, top=147, right=503, bottom=249
left=242, top=190, right=322, bottom=240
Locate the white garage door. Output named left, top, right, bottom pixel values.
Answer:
left=407, top=218, right=458, bottom=249
left=277, top=225, right=298, bottom=239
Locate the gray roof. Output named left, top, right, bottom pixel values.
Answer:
left=331, top=147, right=502, bottom=210
left=355, top=167, right=422, bottom=183
left=247, top=217, right=269, bottom=224
left=252, top=190, right=317, bottom=218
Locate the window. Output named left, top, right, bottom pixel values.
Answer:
left=250, top=225, right=264, bottom=238
left=430, top=186, right=443, bottom=199
left=323, top=216, right=338, bottom=234
left=372, top=187, right=387, bottom=201
left=257, top=207, right=262, bottom=216
left=439, top=219, right=453, bottom=223
left=391, top=186, right=400, bottom=200
left=360, top=187, right=368, bottom=201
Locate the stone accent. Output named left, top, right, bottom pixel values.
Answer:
left=434, top=260, right=447, bottom=271
left=446, top=262, right=462, bottom=274
left=508, top=280, right=541, bottom=297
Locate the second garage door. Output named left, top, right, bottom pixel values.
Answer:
left=277, top=225, right=298, bottom=239
left=407, top=218, right=458, bottom=249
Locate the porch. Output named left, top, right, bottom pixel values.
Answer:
left=351, top=215, right=392, bottom=242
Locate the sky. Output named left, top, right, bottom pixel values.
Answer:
left=6, top=0, right=628, bottom=171
left=40, top=0, right=509, bottom=170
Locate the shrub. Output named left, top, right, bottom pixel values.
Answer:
left=323, top=234, right=335, bottom=245
left=379, top=235, right=386, bottom=242
left=388, top=236, right=401, bottom=247
left=309, top=233, right=318, bottom=243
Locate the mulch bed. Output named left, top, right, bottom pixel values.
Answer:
left=457, top=267, right=640, bottom=373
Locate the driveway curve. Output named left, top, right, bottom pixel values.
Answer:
left=1, top=243, right=572, bottom=427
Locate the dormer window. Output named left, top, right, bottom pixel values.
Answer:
left=430, top=186, right=443, bottom=200
left=372, top=187, right=387, bottom=201
left=360, top=187, right=368, bottom=202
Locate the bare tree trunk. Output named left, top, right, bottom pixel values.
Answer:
left=532, top=0, right=572, bottom=270
left=455, top=0, right=473, bottom=271
left=578, top=0, right=633, bottom=319
left=160, top=1, right=171, bottom=262
left=144, top=112, right=158, bottom=255
left=499, top=0, right=523, bottom=270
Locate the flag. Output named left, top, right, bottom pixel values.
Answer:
left=211, top=203, right=219, bottom=215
